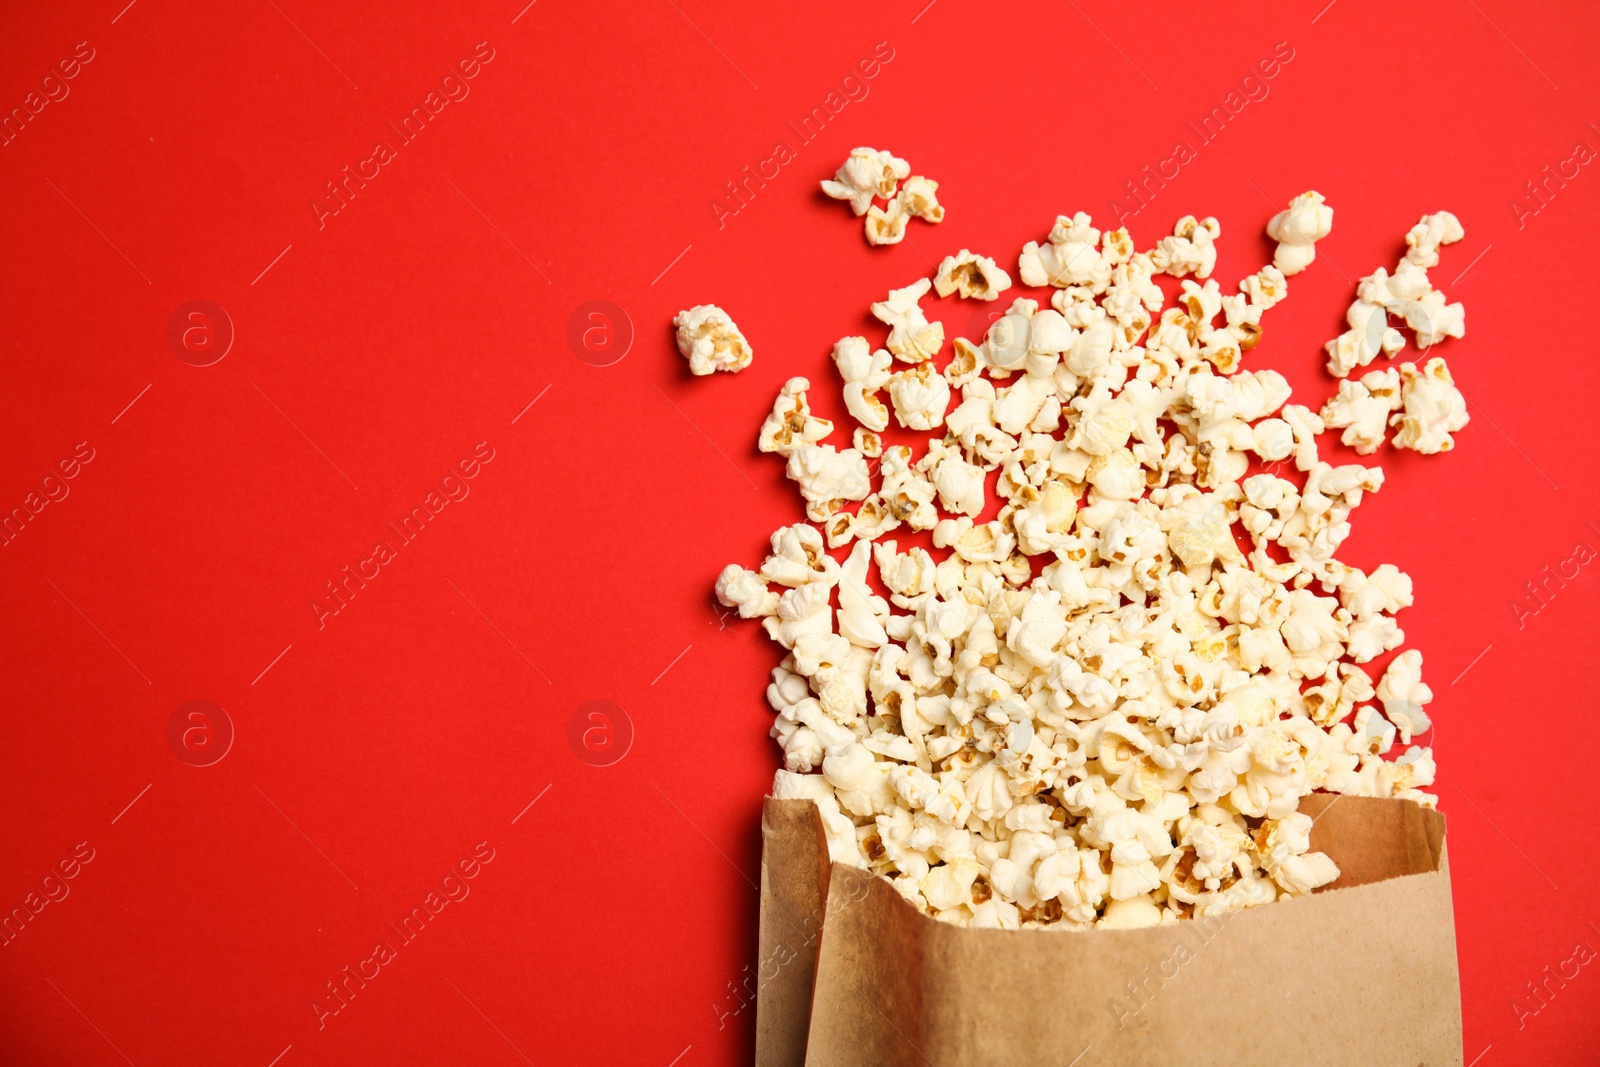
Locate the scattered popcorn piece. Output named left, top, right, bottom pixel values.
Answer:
left=934, top=250, right=1012, bottom=301
left=673, top=304, right=754, bottom=375
left=1019, top=213, right=1113, bottom=290
left=1404, top=211, right=1465, bottom=270
left=1266, top=191, right=1333, bottom=276
left=786, top=443, right=871, bottom=520
left=1377, top=650, right=1433, bottom=742
left=1152, top=215, right=1220, bottom=278
left=1319, top=369, right=1402, bottom=455
left=871, top=279, right=946, bottom=363
left=834, top=336, right=894, bottom=432
left=715, top=565, right=779, bottom=618
left=865, top=198, right=910, bottom=246
left=1241, top=265, right=1288, bottom=311
left=1391, top=357, right=1469, bottom=454
left=898, top=176, right=944, bottom=223
left=820, top=149, right=942, bottom=245
left=887, top=362, right=951, bottom=431
left=853, top=427, right=883, bottom=459
left=759, top=377, right=833, bottom=456
left=821, top=148, right=909, bottom=216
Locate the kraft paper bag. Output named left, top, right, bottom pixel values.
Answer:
left=756, top=794, right=1460, bottom=1067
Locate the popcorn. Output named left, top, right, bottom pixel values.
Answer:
left=1266, top=191, right=1333, bottom=276
left=1152, top=215, right=1221, bottom=278
left=715, top=565, right=779, bottom=618
left=871, top=279, right=946, bottom=364
left=1241, top=265, right=1288, bottom=311
left=759, top=377, right=834, bottom=456
left=1319, top=369, right=1401, bottom=454
left=853, top=427, right=883, bottom=459
left=865, top=198, right=910, bottom=246
left=715, top=197, right=1455, bottom=931
left=1019, top=213, right=1114, bottom=290
left=1391, top=357, right=1469, bottom=454
left=933, top=250, right=1012, bottom=301
left=821, top=148, right=943, bottom=244
left=888, top=362, right=952, bottom=431
left=897, top=176, right=944, bottom=223
left=786, top=444, right=872, bottom=521
left=1323, top=211, right=1467, bottom=382
left=821, top=147, right=909, bottom=216
left=1376, top=649, right=1433, bottom=742
left=834, top=336, right=893, bottom=432
left=1404, top=210, right=1464, bottom=270
left=673, top=304, right=754, bottom=375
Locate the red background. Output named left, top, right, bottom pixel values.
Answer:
left=1, top=0, right=1597, bottom=1063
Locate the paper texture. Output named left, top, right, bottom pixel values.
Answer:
left=757, top=794, right=1460, bottom=1067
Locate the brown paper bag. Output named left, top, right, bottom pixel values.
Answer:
left=756, top=794, right=1460, bottom=1067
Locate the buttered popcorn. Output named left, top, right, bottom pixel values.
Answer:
left=714, top=189, right=1461, bottom=932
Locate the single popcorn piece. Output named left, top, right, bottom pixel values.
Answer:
left=887, top=362, right=951, bottom=430
left=1324, top=296, right=1406, bottom=378
left=1152, top=215, right=1221, bottom=278
left=865, top=198, right=910, bottom=246
left=1320, top=369, right=1402, bottom=454
left=1404, top=211, right=1465, bottom=270
left=821, top=147, right=909, bottom=216
left=1266, top=191, right=1333, bottom=276
left=715, top=565, right=779, bottom=618
left=865, top=176, right=947, bottom=246
left=833, top=336, right=893, bottom=432
left=933, top=250, right=1012, bottom=301
left=719, top=198, right=1454, bottom=931
left=759, top=377, right=833, bottom=456
left=852, top=427, right=883, bottom=459
left=897, top=176, right=944, bottom=223
left=1240, top=265, right=1288, bottom=311
left=1377, top=649, right=1433, bottom=742
left=1401, top=288, right=1466, bottom=349
left=673, top=304, right=753, bottom=375
left=1391, top=357, right=1469, bottom=454
left=786, top=443, right=872, bottom=520
left=1019, top=213, right=1114, bottom=290
left=871, top=278, right=946, bottom=363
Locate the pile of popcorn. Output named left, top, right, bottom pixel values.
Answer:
left=711, top=178, right=1469, bottom=931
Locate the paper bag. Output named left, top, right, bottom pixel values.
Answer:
left=756, top=794, right=1460, bottom=1066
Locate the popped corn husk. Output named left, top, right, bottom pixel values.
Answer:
left=756, top=794, right=1460, bottom=1067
